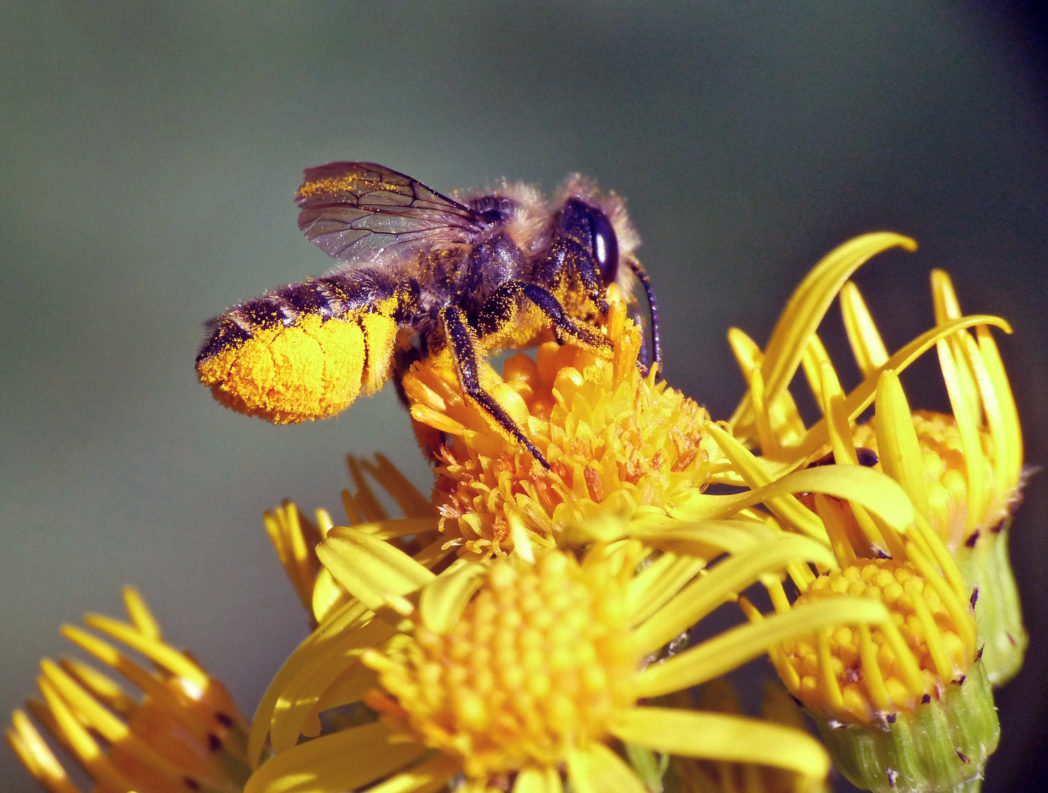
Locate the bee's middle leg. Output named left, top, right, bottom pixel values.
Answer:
left=440, top=305, right=551, bottom=470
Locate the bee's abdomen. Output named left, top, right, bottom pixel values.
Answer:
left=195, top=285, right=401, bottom=424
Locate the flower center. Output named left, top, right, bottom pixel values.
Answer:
left=854, top=410, right=1013, bottom=550
left=365, top=553, right=639, bottom=778
left=776, top=558, right=973, bottom=725
left=407, top=300, right=713, bottom=554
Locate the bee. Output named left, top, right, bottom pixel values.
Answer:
left=196, top=162, right=661, bottom=469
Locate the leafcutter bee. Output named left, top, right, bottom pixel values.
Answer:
left=196, top=162, right=661, bottom=468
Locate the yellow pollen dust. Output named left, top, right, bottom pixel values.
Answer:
left=364, top=553, right=639, bottom=778
left=777, top=559, right=972, bottom=724
left=853, top=411, right=1008, bottom=550
left=297, top=174, right=402, bottom=200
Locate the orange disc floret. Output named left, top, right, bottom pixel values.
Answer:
left=403, top=295, right=715, bottom=555
left=776, top=559, right=975, bottom=725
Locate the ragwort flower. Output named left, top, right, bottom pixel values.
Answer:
left=403, top=289, right=725, bottom=556
left=244, top=525, right=892, bottom=793
left=7, top=587, right=251, bottom=793
left=720, top=429, right=999, bottom=792
left=725, top=234, right=1025, bottom=685
left=403, top=288, right=908, bottom=562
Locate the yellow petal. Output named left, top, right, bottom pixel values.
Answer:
left=317, top=526, right=434, bottom=612
left=633, top=533, right=836, bottom=654
left=244, top=721, right=426, bottom=793
left=840, top=281, right=889, bottom=376
left=565, top=742, right=650, bottom=793
left=249, top=600, right=374, bottom=764
left=612, top=707, right=830, bottom=780
left=513, top=764, right=564, bottom=793
left=637, top=596, right=890, bottom=697
left=357, top=754, right=460, bottom=793
left=874, top=370, right=931, bottom=519
left=627, top=547, right=724, bottom=626
left=120, top=586, right=160, bottom=641
left=417, top=561, right=487, bottom=634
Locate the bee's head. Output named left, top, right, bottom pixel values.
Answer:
left=556, top=177, right=639, bottom=291
left=560, top=198, right=620, bottom=287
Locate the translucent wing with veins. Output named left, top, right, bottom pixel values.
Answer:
left=295, top=162, right=492, bottom=263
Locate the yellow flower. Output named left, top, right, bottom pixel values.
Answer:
left=403, top=289, right=725, bottom=556
left=244, top=527, right=891, bottom=793
left=7, top=587, right=251, bottom=793
left=766, top=558, right=977, bottom=724
left=724, top=234, right=1025, bottom=684
left=722, top=363, right=999, bottom=791
left=707, top=235, right=1017, bottom=789
left=747, top=554, right=998, bottom=793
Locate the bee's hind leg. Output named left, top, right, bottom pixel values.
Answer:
left=440, top=305, right=552, bottom=470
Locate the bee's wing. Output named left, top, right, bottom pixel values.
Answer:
left=295, top=162, right=488, bottom=263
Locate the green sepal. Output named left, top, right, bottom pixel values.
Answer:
left=624, top=742, right=670, bottom=792
left=813, top=662, right=999, bottom=793
left=955, top=523, right=1027, bottom=686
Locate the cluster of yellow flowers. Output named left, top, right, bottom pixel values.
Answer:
left=9, top=233, right=1026, bottom=793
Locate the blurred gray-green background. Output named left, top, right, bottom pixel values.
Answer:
left=3, top=3, right=1046, bottom=791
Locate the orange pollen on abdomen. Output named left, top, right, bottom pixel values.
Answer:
left=195, top=312, right=397, bottom=424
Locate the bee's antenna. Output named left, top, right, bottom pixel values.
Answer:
left=626, top=258, right=662, bottom=377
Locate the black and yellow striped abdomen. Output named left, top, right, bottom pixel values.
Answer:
left=196, top=280, right=403, bottom=424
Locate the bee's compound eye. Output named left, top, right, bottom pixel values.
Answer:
left=588, top=207, right=619, bottom=285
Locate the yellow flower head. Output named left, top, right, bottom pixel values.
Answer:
left=364, top=550, right=640, bottom=779
left=7, top=587, right=250, bottom=793
left=753, top=555, right=999, bottom=793
left=724, top=235, right=1026, bottom=685
left=245, top=527, right=889, bottom=793
left=771, top=558, right=976, bottom=724
left=403, top=289, right=719, bottom=556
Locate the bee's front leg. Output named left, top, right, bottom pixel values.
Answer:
left=475, top=281, right=610, bottom=352
left=439, top=305, right=552, bottom=470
